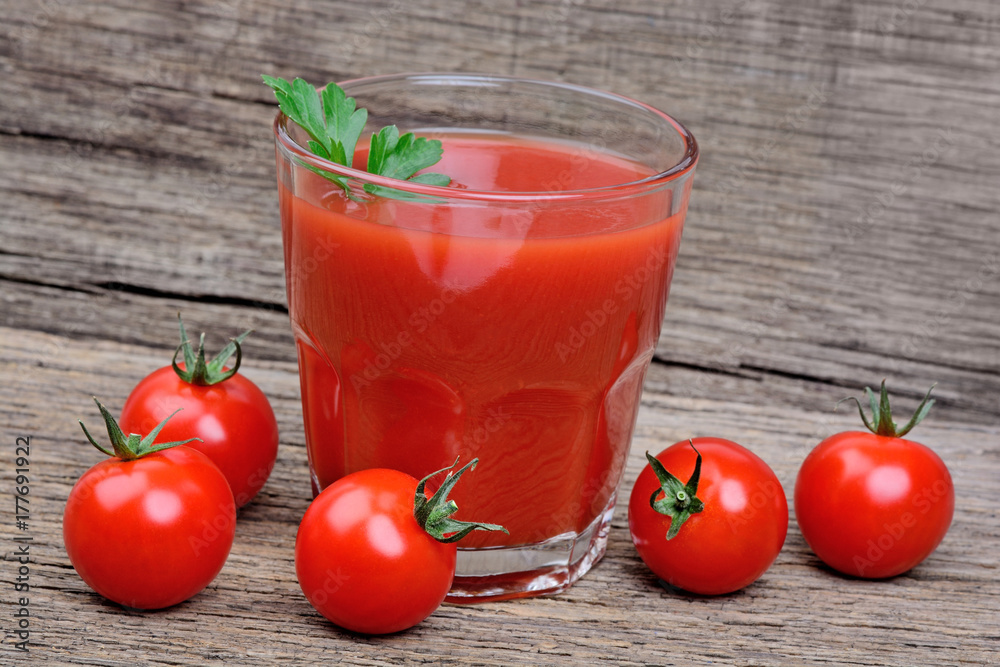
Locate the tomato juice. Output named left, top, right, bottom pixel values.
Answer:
left=279, top=133, right=687, bottom=550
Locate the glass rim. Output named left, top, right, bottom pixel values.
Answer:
left=272, top=72, right=699, bottom=204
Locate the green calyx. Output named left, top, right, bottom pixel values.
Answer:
left=79, top=397, right=200, bottom=461
left=837, top=380, right=936, bottom=438
left=172, top=313, right=252, bottom=386
left=647, top=441, right=705, bottom=540
left=413, top=458, right=508, bottom=544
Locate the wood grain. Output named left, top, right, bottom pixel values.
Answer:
left=1, top=0, right=998, bottom=664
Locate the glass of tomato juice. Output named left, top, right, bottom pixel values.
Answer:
left=272, top=73, right=698, bottom=601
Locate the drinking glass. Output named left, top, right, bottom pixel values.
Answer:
left=272, top=73, right=697, bottom=601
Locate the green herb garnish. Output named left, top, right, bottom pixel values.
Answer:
left=262, top=74, right=450, bottom=200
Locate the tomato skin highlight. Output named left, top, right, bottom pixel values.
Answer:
left=63, top=446, right=236, bottom=610
left=120, top=365, right=279, bottom=507
left=295, top=468, right=456, bottom=634
left=628, top=438, right=788, bottom=595
left=794, top=431, right=954, bottom=579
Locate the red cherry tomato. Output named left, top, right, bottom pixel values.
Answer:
left=295, top=460, right=505, bottom=634
left=296, top=468, right=456, bottom=634
left=628, top=438, right=788, bottom=595
left=121, top=365, right=278, bottom=507
left=119, top=318, right=278, bottom=507
left=64, top=402, right=235, bottom=609
left=795, top=383, right=953, bottom=578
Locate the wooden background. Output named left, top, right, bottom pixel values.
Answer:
left=2, top=0, right=998, bottom=664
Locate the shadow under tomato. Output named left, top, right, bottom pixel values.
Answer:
left=653, top=578, right=755, bottom=600
left=79, top=589, right=203, bottom=615
left=806, top=555, right=920, bottom=583
left=626, top=557, right=758, bottom=600
left=301, top=610, right=424, bottom=639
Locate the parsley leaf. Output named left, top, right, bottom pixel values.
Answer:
left=262, top=75, right=330, bottom=158
left=263, top=74, right=450, bottom=199
left=320, top=83, right=366, bottom=166
left=369, top=127, right=445, bottom=181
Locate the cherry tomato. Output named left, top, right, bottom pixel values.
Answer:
left=295, top=460, right=505, bottom=634
left=64, top=400, right=236, bottom=609
left=795, top=382, right=953, bottom=579
left=628, top=438, right=788, bottom=595
left=119, top=317, right=278, bottom=507
left=296, top=469, right=452, bottom=634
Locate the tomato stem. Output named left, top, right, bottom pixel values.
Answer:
left=171, top=313, right=252, bottom=386
left=79, top=397, right=201, bottom=461
left=837, top=380, right=936, bottom=438
left=413, top=458, right=508, bottom=543
left=646, top=441, right=705, bottom=540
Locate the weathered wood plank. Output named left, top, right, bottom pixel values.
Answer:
left=2, top=327, right=997, bottom=665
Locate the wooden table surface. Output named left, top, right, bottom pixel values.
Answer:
left=2, top=0, right=998, bottom=664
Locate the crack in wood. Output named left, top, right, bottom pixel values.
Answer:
left=90, top=281, right=288, bottom=313
left=0, top=125, right=212, bottom=166
left=1, top=274, right=102, bottom=296
left=0, top=274, right=287, bottom=313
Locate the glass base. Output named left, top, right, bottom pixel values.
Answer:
left=446, top=494, right=617, bottom=603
